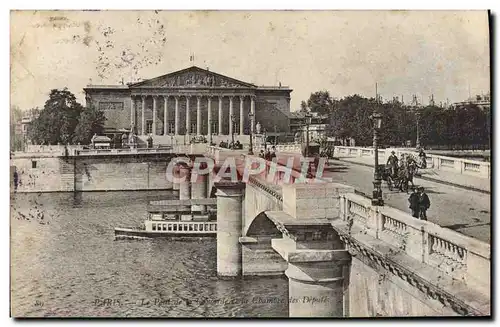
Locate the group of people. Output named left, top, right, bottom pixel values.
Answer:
left=385, top=149, right=427, bottom=191
left=408, top=186, right=431, bottom=220
left=258, top=146, right=277, bottom=161
left=386, top=149, right=431, bottom=220
left=219, top=140, right=242, bottom=150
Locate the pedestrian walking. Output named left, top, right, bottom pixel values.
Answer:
left=264, top=149, right=271, bottom=161
left=270, top=147, right=277, bottom=161
left=13, top=170, right=19, bottom=192
left=408, top=187, right=420, bottom=218
left=418, top=186, right=430, bottom=220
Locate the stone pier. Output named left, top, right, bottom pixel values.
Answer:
left=215, top=181, right=245, bottom=277
left=191, top=163, right=208, bottom=213
left=178, top=164, right=192, bottom=220
left=172, top=165, right=180, bottom=191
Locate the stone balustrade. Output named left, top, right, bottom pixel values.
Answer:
left=256, top=143, right=302, bottom=154
left=14, top=144, right=210, bottom=158
left=339, top=192, right=490, bottom=295
left=334, top=146, right=490, bottom=178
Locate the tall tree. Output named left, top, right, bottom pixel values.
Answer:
left=299, top=100, right=308, bottom=113
left=306, top=91, right=333, bottom=116
left=29, top=88, right=84, bottom=144
left=73, top=106, right=107, bottom=144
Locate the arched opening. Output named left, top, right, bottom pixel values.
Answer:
left=246, top=211, right=282, bottom=239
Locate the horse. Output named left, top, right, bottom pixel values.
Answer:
left=406, top=161, right=418, bottom=188
left=396, top=165, right=410, bottom=193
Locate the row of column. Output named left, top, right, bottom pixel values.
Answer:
left=131, top=95, right=256, bottom=136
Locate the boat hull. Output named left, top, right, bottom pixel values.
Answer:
left=114, top=227, right=216, bottom=240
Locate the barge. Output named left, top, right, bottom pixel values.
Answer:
left=114, top=198, right=217, bottom=240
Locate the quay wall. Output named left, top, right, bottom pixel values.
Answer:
left=348, top=257, right=458, bottom=317
left=10, top=155, right=173, bottom=193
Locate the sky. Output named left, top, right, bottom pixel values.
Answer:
left=10, top=10, right=490, bottom=111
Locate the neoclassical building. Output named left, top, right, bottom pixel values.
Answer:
left=84, top=66, right=293, bottom=143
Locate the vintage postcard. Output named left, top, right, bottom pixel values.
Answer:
left=9, top=10, right=491, bottom=318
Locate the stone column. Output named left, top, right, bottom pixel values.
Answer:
left=179, top=164, right=192, bottom=200
left=196, top=96, right=202, bottom=135
left=141, top=96, right=146, bottom=135
left=250, top=96, right=255, bottom=134
left=215, top=182, right=245, bottom=277
left=179, top=163, right=192, bottom=221
left=207, top=96, right=212, bottom=139
left=239, top=96, right=244, bottom=135
left=191, top=162, right=208, bottom=213
left=152, top=95, right=157, bottom=136
left=172, top=164, right=180, bottom=190
left=286, top=260, right=348, bottom=317
left=271, top=229, right=351, bottom=318
left=130, top=96, right=135, bottom=127
left=163, top=95, right=168, bottom=135
left=174, top=96, right=180, bottom=135
left=229, top=96, right=234, bottom=137
left=185, top=96, right=191, bottom=135
left=218, top=96, right=223, bottom=135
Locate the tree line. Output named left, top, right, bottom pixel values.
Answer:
left=301, top=91, right=491, bottom=149
left=27, top=88, right=106, bottom=146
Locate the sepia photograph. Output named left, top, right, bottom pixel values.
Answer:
left=9, top=9, right=491, bottom=318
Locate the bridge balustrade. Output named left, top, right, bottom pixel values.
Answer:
left=339, top=192, right=490, bottom=295
left=334, top=146, right=490, bottom=178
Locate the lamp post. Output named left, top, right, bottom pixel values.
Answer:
left=274, top=124, right=278, bottom=145
left=248, top=111, right=254, bottom=155
left=370, top=111, right=384, bottom=206
left=415, top=108, right=421, bottom=149
left=230, top=114, right=236, bottom=149
left=263, top=128, right=267, bottom=151
left=305, top=112, right=312, bottom=157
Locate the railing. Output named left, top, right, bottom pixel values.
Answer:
left=14, top=144, right=207, bottom=158
left=440, top=158, right=455, bottom=167
left=256, top=143, right=302, bottom=153
left=344, top=194, right=371, bottom=227
left=334, top=146, right=490, bottom=178
left=339, top=192, right=490, bottom=294
left=147, top=220, right=217, bottom=233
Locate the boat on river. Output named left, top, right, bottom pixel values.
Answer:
left=114, top=202, right=217, bottom=240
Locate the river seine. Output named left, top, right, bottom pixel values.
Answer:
left=10, top=191, right=288, bottom=317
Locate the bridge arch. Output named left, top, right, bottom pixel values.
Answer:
left=245, top=210, right=281, bottom=238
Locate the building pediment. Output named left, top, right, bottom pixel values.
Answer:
left=129, top=66, right=256, bottom=89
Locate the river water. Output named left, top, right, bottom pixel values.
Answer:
left=10, top=191, right=288, bottom=318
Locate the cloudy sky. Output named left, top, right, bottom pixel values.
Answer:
left=10, top=10, right=490, bottom=111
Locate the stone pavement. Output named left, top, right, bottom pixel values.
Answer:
left=273, top=152, right=491, bottom=243
left=335, top=155, right=490, bottom=194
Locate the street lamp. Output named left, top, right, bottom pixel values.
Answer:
left=230, top=114, right=236, bottom=149
left=370, top=111, right=384, bottom=206
left=248, top=111, right=254, bottom=155
left=274, top=124, right=278, bottom=145
left=263, top=128, right=268, bottom=151
left=415, top=108, right=421, bottom=149
left=304, top=112, right=312, bottom=157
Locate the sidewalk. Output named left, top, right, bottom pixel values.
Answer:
left=335, top=156, right=490, bottom=194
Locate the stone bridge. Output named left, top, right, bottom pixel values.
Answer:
left=171, top=146, right=490, bottom=317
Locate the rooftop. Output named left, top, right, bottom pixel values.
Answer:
left=84, top=85, right=129, bottom=90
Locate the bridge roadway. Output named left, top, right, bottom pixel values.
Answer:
left=269, top=152, right=491, bottom=243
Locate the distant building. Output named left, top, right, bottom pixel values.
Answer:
left=83, top=66, right=293, bottom=142
left=20, top=111, right=39, bottom=144
left=452, top=92, right=490, bottom=110
left=288, top=111, right=328, bottom=142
